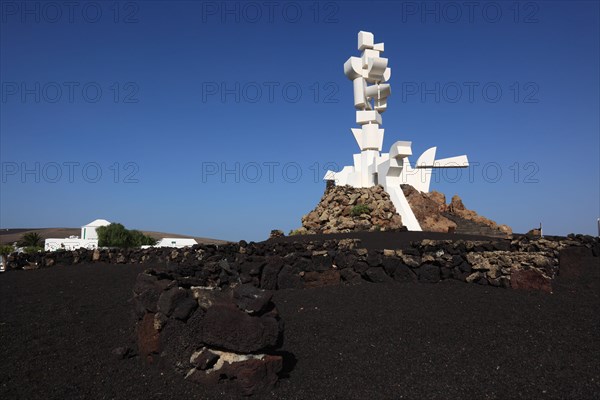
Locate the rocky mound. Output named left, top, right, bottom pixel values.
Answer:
left=299, top=183, right=403, bottom=234
left=401, top=185, right=512, bottom=236
left=297, top=182, right=511, bottom=236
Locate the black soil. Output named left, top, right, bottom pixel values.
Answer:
left=1, top=259, right=599, bottom=399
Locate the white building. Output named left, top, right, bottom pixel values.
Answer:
left=44, top=236, right=98, bottom=251
left=81, top=219, right=111, bottom=240
left=44, top=218, right=110, bottom=251
left=153, top=238, right=197, bottom=248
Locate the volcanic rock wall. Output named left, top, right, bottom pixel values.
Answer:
left=6, top=235, right=597, bottom=291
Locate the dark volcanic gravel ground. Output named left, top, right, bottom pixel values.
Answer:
left=1, top=261, right=599, bottom=399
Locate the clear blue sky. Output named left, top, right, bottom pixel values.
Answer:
left=1, top=0, right=599, bottom=241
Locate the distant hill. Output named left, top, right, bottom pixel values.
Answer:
left=0, top=228, right=230, bottom=246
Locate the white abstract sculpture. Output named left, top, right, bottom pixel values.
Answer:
left=325, top=31, right=469, bottom=231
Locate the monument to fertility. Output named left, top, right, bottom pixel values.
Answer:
left=324, top=31, right=469, bottom=231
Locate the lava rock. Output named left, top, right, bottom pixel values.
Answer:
left=364, top=267, right=392, bottom=283
left=340, top=268, right=362, bottom=284
left=418, top=264, right=441, bottom=283
left=366, top=252, right=383, bottom=267
left=353, top=261, right=369, bottom=274
left=171, top=296, right=198, bottom=321
left=393, top=264, right=417, bottom=282
left=233, top=284, right=273, bottom=314
left=334, top=252, right=357, bottom=269
left=277, top=265, right=304, bottom=289
left=260, top=256, right=284, bottom=290
left=511, top=268, right=552, bottom=293
left=157, top=287, right=188, bottom=317
left=200, top=304, right=280, bottom=353
left=303, top=270, right=341, bottom=288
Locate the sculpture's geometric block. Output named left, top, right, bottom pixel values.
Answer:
left=351, top=126, right=384, bottom=151
left=344, top=57, right=363, bottom=80
left=382, top=67, right=392, bottom=83
left=365, top=83, right=391, bottom=100
left=352, top=78, right=367, bottom=109
left=356, top=110, right=382, bottom=125
left=374, top=99, right=388, bottom=113
left=358, top=31, right=374, bottom=50
left=367, top=57, right=388, bottom=81
left=389, top=141, right=413, bottom=160
left=414, top=147, right=437, bottom=168
left=430, top=155, right=469, bottom=168
left=373, top=42, right=384, bottom=52
left=362, top=48, right=381, bottom=68
left=401, top=148, right=469, bottom=193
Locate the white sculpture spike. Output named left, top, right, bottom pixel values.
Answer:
left=325, top=31, right=470, bottom=231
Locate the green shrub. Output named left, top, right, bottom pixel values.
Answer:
left=0, top=245, right=14, bottom=256
left=129, top=230, right=157, bottom=246
left=351, top=204, right=371, bottom=217
left=289, top=229, right=305, bottom=236
left=96, top=223, right=156, bottom=248
left=23, top=246, right=43, bottom=254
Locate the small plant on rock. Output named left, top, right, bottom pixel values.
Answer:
left=351, top=204, right=371, bottom=217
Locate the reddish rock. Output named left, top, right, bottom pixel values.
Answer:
left=303, top=270, right=341, bottom=288
left=428, top=191, right=447, bottom=212
left=448, top=195, right=465, bottom=212
left=137, top=313, right=160, bottom=363
left=402, top=185, right=456, bottom=233
left=511, top=269, right=552, bottom=293
left=231, top=355, right=283, bottom=395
